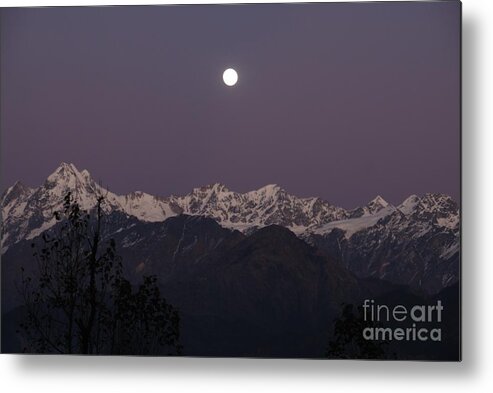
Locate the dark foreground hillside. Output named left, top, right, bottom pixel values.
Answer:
left=2, top=215, right=460, bottom=359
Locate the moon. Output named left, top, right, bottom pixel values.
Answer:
left=223, top=68, right=238, bottom=87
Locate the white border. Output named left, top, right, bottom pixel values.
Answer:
left=2, top=0, right=493, bottom=392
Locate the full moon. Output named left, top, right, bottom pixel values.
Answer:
left=223, top=68, right=238, bottom=86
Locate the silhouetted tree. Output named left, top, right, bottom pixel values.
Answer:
left=326, top=304, right=391, bottom=359
left=19, top=192, right=181, bottom=355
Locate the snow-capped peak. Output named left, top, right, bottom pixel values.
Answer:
left=81, top=169, right=91, bottom=181
left=208, top=183, right=230, bottom=193
left=397, top=193, right=458, bottom=217
left=355, top=195, right=392, bottom=217
left=41, top=163, right=104, bottom=208
left=48, top=161, right=78, bottom=176
left=46, top=162, right=92, bottom=188
left=2, top=181, right=33, bottom=203
left=398, top=194, right=420, bottom=215
left=420, top=193, right=457, bottom=211
left=258, top=183, right=280, bottom=193
left=369, top=195, right=389, bottom=208
left=1, top=163, right=460, bottom=254
left=191, top=183, right=230, bottom=195
left=250, top=184, right=283, bottom=199
left=1, top=181, right=35, bottom=223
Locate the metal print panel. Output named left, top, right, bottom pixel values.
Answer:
left=0, top=1, right=461, bottom=360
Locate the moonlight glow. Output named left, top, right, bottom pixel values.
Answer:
left=223, top=68, right=238, bottom=86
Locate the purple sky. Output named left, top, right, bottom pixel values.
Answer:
left=0, top=2, right=460, bottom=208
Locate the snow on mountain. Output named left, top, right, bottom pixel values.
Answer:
left=2, top=163, right=184, bottom=251
left=397, top=194, right=418, bottom=214
left=309, top=191, right=462, bottom=240
left=119, top=191, right=181, bottom=222
left=306, top=192, right=459, bottom=294
left=2, top=181, right=35, bottom=220
left=172, top=182, right=348, bottom=233
left=312, top=205, right=396, bottom=239
left=2, top=164, right=345, bottom=251
left=348, top=195, right=391, bottom=219
left=366, top=195, right=389, bottom=213
left=396, top=193, right=459, bottom=230
left=1, top=163, right=459, bottom=253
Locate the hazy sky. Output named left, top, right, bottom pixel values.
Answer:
left=0, top=2, right=460, bottom=208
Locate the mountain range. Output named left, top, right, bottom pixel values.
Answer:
left=1, top=162, right=459, bottom=294
left=1, top=163, right=460, bottom=358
